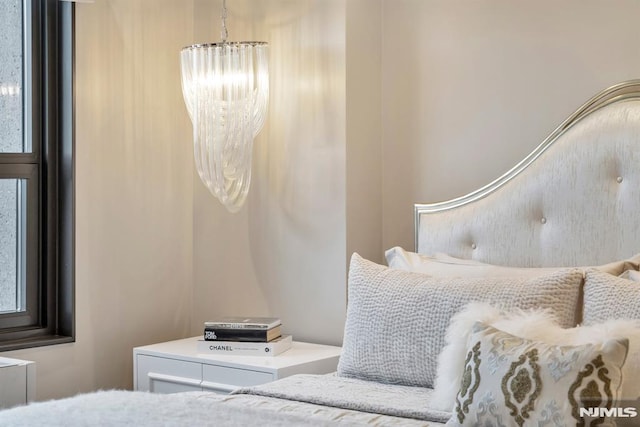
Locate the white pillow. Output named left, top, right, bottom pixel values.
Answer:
left=432, top=301, right=640, bottom=413
left=337, top=254, right=583, bottom=389
left=583, top=270, right=640, bottom=325
left=444, top=322, right=628, bottom=427
left=385, top=246, right=640, bottom=278
left=620, top=269, right=640, bottom=281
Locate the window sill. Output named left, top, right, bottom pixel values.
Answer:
left=0, top=335, right=74, bottom=352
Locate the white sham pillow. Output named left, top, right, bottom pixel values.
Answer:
left=385, top=246, right=640, bottom=278
left=619, top=269, right=640, bottom=281
left=583, top=270, right=640, bottom=325
left=432, top=301, right=640, bottom=413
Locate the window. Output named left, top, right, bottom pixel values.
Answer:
left=0, top=0, right=74, bottom=351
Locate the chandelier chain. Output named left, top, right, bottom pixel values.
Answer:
left=221, top=0, right=228, bottom=42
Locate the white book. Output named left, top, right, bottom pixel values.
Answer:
left=204, top=316, right=281, bottom=330
left=197, top=335, right=292, bottom=357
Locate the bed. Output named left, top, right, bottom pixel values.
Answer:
left=2, top=80, right=640, bottom=426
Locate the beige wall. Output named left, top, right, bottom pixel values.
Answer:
left=382, top=0, right=640, bottom=251
left=346, top=0, right=383, bottom=266
left=191, top=0, right=347, bottom=346
left=5, top=0, right=195, bottom=400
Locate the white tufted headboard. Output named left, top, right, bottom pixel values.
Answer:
left=415, top=80, right=640, bottom=268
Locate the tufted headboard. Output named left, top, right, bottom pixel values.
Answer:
left=415, top=80, right=640, bottom=268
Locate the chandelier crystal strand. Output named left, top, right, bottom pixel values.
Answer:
left=181, top=41, right=268, bottom=212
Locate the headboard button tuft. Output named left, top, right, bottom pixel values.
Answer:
left=617, top=176, right=623, bottom=183
left=541, top=217, right=547, bottom=224
left=471, top=243, right=477, bottom=250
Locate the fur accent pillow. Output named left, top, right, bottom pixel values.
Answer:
left=432, top=302, right=640, bottom=414
left=338, top=254, right=582, bottom=388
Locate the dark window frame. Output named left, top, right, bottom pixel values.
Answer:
left=0, top=0, right=75, bottom=351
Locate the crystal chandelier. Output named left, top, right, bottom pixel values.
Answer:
left=180, top=0, right=269, bottom=212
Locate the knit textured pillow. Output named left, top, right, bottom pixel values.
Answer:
left=583, top=270, right=640, bottom=325
left=337, top=254, right=583, bottom=388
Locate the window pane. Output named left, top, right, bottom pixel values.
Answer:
left=0, top=0, right=25, bottom=153
left=0, top=179, right=24, bottom=313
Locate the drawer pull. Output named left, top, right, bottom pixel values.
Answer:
left=201, top=381, right=238, bottom=394
left=148, top=372, right=201, bottom=389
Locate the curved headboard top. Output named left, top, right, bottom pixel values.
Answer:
left=415, top=80, right=640, bottom=268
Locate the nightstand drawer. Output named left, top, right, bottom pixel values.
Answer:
left=202, top=364, right=273, bottom=393
left=137, top=355, right=202, bottom=393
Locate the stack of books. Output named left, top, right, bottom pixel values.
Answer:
left=197, top=317, right=292, bottom=357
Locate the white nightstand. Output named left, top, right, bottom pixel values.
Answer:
left=133, top=336, right=342, bottom=394
left=0, top=357, right=35, bottom=409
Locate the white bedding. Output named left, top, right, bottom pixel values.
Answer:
left=235, top=374, right=451, bottom=423
left=0, top=374, right=449, bottom=426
